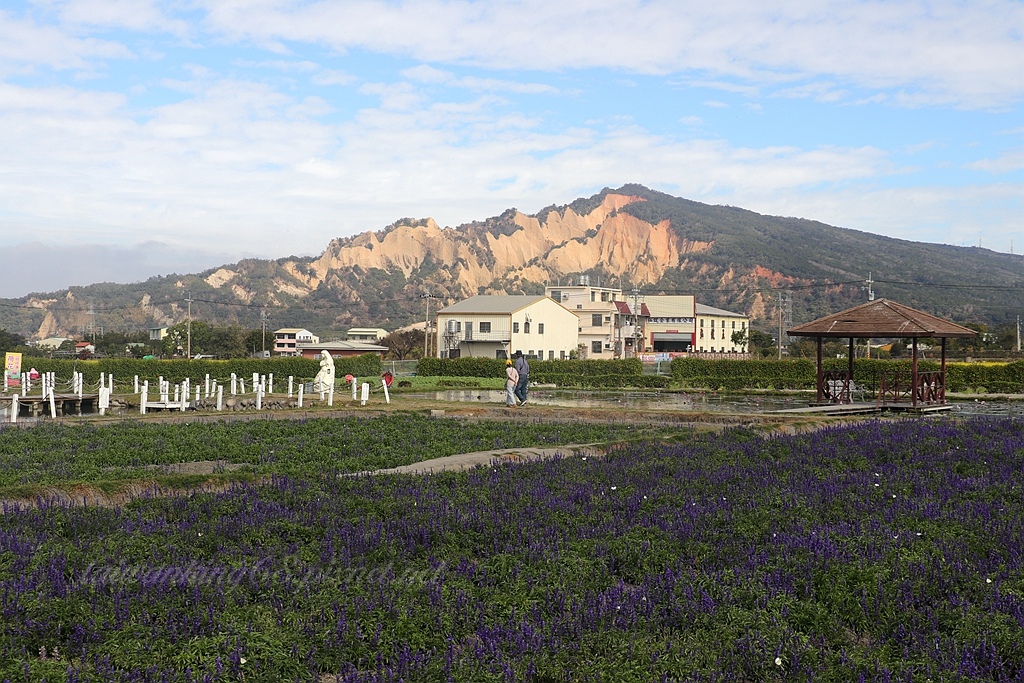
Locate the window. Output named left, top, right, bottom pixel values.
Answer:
left=513, top=322, right=520, bottom=333
left=480, top=322, right=491, bottom=333
left=600, top=292, right=608, bottom=302
left=560, top=350, right=566, bottom=359
left=548, top=350, right=554, bottom=359
left=591, top=314, right=603, bottom=328
left=550, top=290, right=561, bottom=302
left=591, top=340, right=602, bottom=354
left=524, top=321, right=531, bottom=334
left=538, top=323, right=544, bottom=334
left=731, top=321, right=736, bottom=329
left=591, top=291, right=596, bottom=302
left=699, top=319, right=704, bottom=327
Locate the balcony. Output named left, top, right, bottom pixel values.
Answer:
left=444, top=330, right=512, bottom=343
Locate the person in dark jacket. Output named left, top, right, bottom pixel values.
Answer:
left=513, top=351, right=530, bottom=405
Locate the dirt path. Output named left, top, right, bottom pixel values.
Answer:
left=367, top=443, right=609, bottom=475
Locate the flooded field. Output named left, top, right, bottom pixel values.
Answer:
left=411, top=389, right=1024, bottom=417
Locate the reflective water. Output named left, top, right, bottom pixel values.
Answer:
left=411, top=389, right=1024, bottom=416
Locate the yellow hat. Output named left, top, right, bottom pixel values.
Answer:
left=506, top=359, right=513, bottom=365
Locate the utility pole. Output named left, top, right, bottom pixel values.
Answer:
left=422, top=293, right=432, bottom=358
left=774, top=294, right=782, bottom=362
left=630, top=287, right=643, bottom=357
left=864, top=272, right=875, bottom=301
left=186, top=292, right=194, bottom=360
left=1017, top=315, right=1021, bottom=353
left=260, top=309, right=268, bottom=357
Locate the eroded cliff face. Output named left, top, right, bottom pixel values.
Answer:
left=293, top=193, right=713, bottom=297
left=19, top=192, right=778, bottom=338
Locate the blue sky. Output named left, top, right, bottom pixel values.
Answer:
left=1, top=0, right=1022, bottom=297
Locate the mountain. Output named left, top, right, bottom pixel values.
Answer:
left=2, top=184, right=1022, bottom=340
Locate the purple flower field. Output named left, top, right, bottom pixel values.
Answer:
left=1, top=417, right=1023, bottom=682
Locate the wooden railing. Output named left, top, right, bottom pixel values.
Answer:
left=822, top=370, right=852, bottom=403
left=879, top=371, right=945, bottom=405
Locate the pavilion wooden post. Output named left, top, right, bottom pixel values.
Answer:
left=816, top=336, right=824, bottom=403
left=912, top=338, right=919, bottom=407
left=848, top=337, right=855, bottom=403
left=940, top=337, right=947, bottom=403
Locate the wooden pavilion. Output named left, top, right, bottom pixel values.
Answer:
left=787, top=299, right=976, bottom=407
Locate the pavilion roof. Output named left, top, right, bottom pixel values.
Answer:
left=787, top=299, right=977, bottom=339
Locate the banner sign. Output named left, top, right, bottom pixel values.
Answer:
left=4, top=352, right=22, bottom=388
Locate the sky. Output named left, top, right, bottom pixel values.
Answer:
left=1, top=0, right=1023, bottom=298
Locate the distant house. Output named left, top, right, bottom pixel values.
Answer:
left=297, top=340, right=387, bottom=360
left=274, top=328, right=320, bottom=356
left=640, top=297, right=749, bottom=354
left=644, top=295, right=696, bottom=353
left=148, top=327, right=168, bottom=341
left=545, top=276, right=623, bottom=357
left=35, top=337, right=69, bottom=351
left=75, top=341, right=96, bottom=355
left=695, top=304, right=748, bottom=353
left=436, top=295, right=579, bottom=360
left=346, top=327, right=389, bottom=342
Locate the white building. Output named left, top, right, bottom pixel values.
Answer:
left=273, top=328, right=320, bottom=356
left=644, top=295, right=696, bottom=352
left=436, top=295, right=579, bottom=359
left=545, top=276, right=625, bottom=358
left=346, top=327, right=389, bottom=342
left=695, top=304, right=748, bottom=353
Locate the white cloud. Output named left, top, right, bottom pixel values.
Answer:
left=47, top=0, right=191, bottom=36
left=0, top=8, right=132, bottom=72
left=190, top=0, right=1024, bottom=109
left=967, top=150, right=1024, bottom=174
left=402, top=64, right=558, bottom=94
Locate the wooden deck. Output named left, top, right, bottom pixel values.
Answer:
left=772, top=402, right=954, bottom=416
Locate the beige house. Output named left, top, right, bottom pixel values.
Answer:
left=436, top=295, right=579, bottom=359
left=695, top=304, right=748, bottom=353
left=298, top=340, right=387, bottom=359
left=273, top=328, right=320, bottom=356
left=346, top=327, right=389, bottom=342
left=545, top=277, right=624, bottom=357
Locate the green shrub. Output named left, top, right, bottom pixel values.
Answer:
left=670, top=357, right=1024, bottom=393
left=418, top=357, right=644, bottom=380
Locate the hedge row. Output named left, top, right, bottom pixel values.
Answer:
left=15, top=355, right=382, bottom=385
left=417, top=357, right=644, bottom=379
left=671, top=358, right=818, bottom=390
left=672, top=358, right=1024, bottom=393
left=533, top=373, right=671, bottom=389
